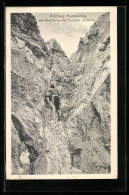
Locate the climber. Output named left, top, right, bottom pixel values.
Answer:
left=48, top=83, right=62, bottom=120
left=49, top=83, right=59, bottom=96
left=45, top=93, right=53, bottom=116
left=53, top=95, right=61, bottom=120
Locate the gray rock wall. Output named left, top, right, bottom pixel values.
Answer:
left=11, top=13, right=111, bottom=175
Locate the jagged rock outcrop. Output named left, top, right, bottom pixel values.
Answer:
left=11, top=12, right=111, bottom=175
left=46, top=38, right=67, bottom=58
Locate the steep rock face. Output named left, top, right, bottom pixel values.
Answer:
left=11, top=13, right=52, bottom=175
left=11, top=13, right=78, bottom=175
left=11, top=12, right=111, bottom=175
left=66, top=13, right=111, bottom=173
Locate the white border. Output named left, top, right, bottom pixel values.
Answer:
left=6, top=6, right=117, bottom=180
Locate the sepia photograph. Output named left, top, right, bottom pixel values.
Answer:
left=6, top=7, right=117, bottom=179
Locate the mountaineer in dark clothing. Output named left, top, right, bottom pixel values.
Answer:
left=45, top=83, right=62, bottom=120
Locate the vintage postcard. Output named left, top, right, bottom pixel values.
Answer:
left=6, top=6, right=117, bottom=179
